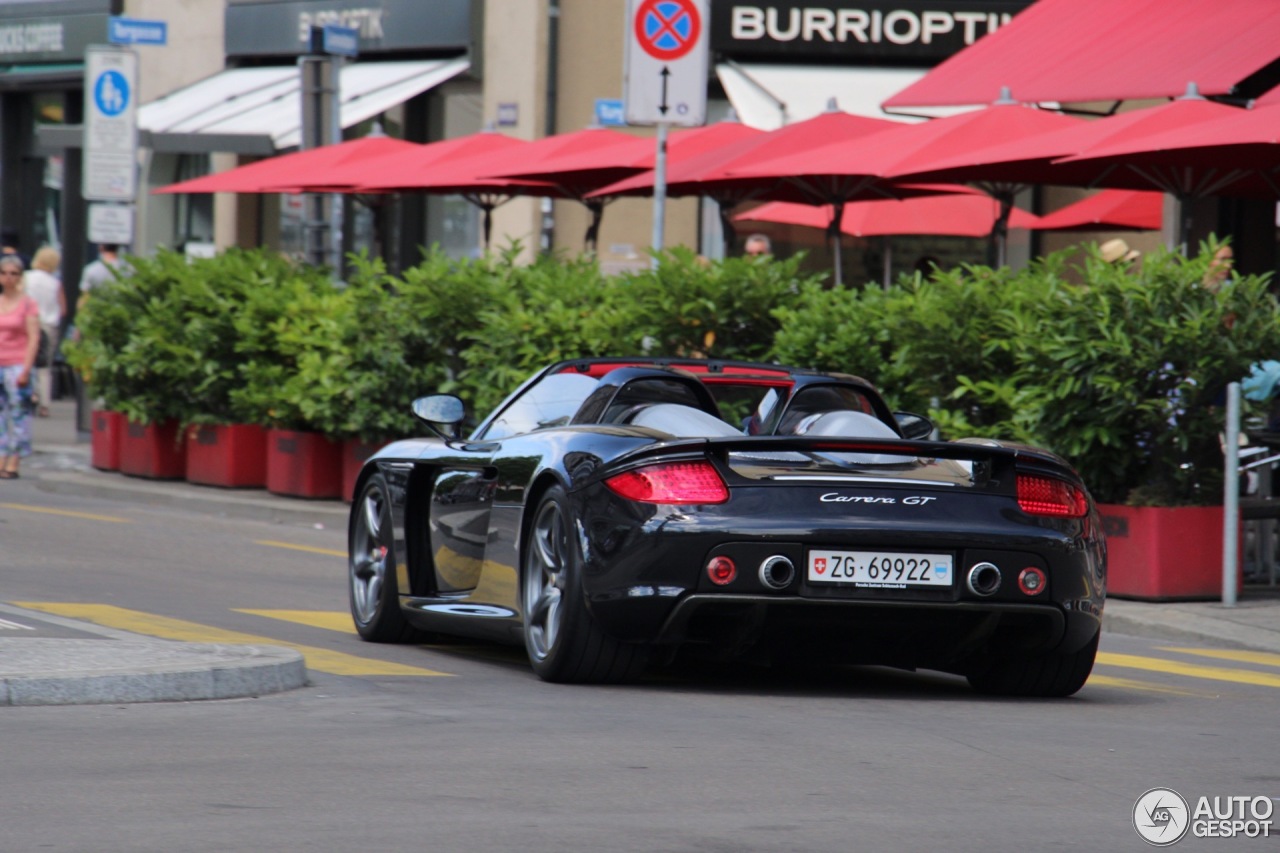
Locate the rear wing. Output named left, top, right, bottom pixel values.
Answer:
left=602, top=435, right=1080, bottom=484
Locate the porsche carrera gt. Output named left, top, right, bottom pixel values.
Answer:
left=347, top=358, right=1105, bottom=696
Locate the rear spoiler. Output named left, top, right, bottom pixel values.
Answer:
left=606, top=435, right=1077, bottom=479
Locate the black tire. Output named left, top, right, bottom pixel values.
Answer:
left=966, top=629, right=1100, bottom=698
left=349, top=473, right=422, bottom=643
left=521, top=485, right=650, bottom=683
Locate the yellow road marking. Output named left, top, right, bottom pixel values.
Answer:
left=1086, top=674, right=1219, bottom=697
left=1097, top=651, right=1280, bottom=688
left=15, top=603, right=450, bottom=678
left=255, top=540, right=346, bottom=557
left=238, top=609, right=354, bottom=633
left=0, top=503, right=131, bottom=523
left=1157, top=646, right=1280, bottom=668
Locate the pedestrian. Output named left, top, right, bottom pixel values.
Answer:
left=1100, top=238, right=1141, bottom=269
left=0, top=254, right=39, bottom=478
left=79, top=243, right=124, bottom=294
left=1203, top=244, right=1234, bottom=290
left=744, top=233, right=772, bottom=257
left=24, top=246, right=64, bottom=417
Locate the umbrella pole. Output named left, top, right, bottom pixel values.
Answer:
left=994, top=191, right=1013, bottom=268
left=483, top=204, right=493, bottom=251
left=1178, top=194, right=1192, bottom=255
left=883, top=239, right=892, bottom=289
left=584, top=200, right=604, bottom=255
left=828, top=201, right=845, bottom=287
left=718, top=201, right=738, bottom=256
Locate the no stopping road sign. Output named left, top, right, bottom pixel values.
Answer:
left=624, top=0, right=708, bottom=126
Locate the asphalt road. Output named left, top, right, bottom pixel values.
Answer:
left=2, top=477, right=1278, bottom=852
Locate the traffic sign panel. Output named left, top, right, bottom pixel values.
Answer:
left=623, top=0, right=708, bottom=127
left=83, top=47, right=138, bottom=201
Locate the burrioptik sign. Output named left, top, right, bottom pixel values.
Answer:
left=709, top=0, right=1031, bottom=61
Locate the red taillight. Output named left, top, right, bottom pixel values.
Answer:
left=1017, top=474, right=1087, bottom=518
left=605, top=461, right=729, bottom=504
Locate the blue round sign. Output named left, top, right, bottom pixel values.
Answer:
left=94, top=70, right=130, bottom=117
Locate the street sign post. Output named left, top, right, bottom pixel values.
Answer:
left=83, top=46, right=138, bottom=202
left=623, top=0, right=709, bottom=259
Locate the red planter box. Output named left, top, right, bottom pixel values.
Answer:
left=342, top=438, right=386, bottom=503
left=266, top=429, right=343, bottom=499
left=185, top=424, right=267, bottom=488
left=119, top=419, right=187, bottom=480
left=1100, top=504, right=1242, bottom=601
left=91, top=410, right=123, bottom=471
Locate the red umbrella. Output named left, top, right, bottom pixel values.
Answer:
left=1054, top=102, right=1280, bottom=188
left=153, top=134, right=423, bottom=194
left=735, top=194, right=1041, bottom=285
left=353, top=134, right=564, bottom=248
left=279, top=130, right=532, bottom=194
left=736, top=194, right=1041, bottom=237
left=500, top=118, right=764, bottom=187
left=1031, top=190, right=1164, bottom=232
left=593, top=108, right=945, bottom=282
left=479, top=126, right=649, bottom=195
left=723, top=98, right=1083, bottom=266
left=890, top=88, right=1250, bottom=248
left=465, top=126, right=673, bottom=251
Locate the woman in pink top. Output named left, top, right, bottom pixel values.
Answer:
left=0, top=253, right=39, bottom=478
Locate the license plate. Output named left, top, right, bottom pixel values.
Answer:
left=808, top=549, right=954, bottom=588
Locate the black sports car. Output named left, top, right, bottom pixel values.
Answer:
left=347, top=358, right=1105, bottom=696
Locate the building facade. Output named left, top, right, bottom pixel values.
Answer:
left=6, top=0, right=1044, bottom=307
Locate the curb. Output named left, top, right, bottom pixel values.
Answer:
left=0, top=639, right=308, bottom=706
left=33, top=469, right=350, bottom=528
left=1103, top=602, right=1280, bottom=655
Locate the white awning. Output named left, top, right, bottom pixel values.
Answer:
left=715, top=63, right=973, bottom=130
left=139, top=58, right=470, bottom=154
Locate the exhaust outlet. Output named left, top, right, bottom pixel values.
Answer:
left=759, top=555, right=796, bottom=590
left=966, top=562, right=1002, bottom=597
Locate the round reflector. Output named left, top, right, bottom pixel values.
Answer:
left=1018, top=567, right=1047, bottom=596
left=706, top=555, right=737, bottom=586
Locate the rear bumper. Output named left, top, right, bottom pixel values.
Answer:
left=652, top=595, right=1099, bottom=663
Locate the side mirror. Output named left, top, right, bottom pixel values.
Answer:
left=412, top=395, right=466, bottom=439
left=894, top=411, right=935, bottom=441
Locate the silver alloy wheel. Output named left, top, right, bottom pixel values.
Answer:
left=350, top=487, right=389, bottom=625
left=524, top=499, right=567, bottom=661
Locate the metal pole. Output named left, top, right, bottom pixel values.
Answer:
left=650, top=123, right=668, bottom=267
left=1223, top=381, right=1241, bottom=607
left=329, top=57, right=344, bottom=273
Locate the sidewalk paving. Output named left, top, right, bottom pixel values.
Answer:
left=4, top=398, right=1280, bottom=705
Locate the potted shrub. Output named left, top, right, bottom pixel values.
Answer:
left=770, top=243, right=1280, bottom=600
left=234, top=272, right=354, bottom=499
left=1007, top=243, right=1280, bottom=599
left=164, top=250, right=314, bottom=488
left=63, top=251, right=190, bottom=479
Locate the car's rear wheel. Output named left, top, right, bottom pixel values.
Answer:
left=522, top=485, right=649, bottom=683
left=966, top=629, right=1100, bottom=697
left=349, top=473, right=422, bottom=643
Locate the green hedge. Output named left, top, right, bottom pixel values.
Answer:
left=65, top=241, right=1280, bottom=506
